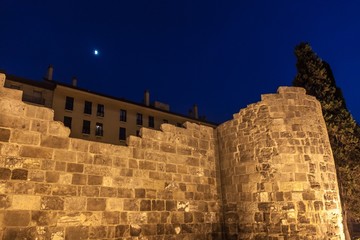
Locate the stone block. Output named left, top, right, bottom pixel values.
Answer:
left=41, top=196, right=64, bottom=210
left=140, top=200, right=151, bottom=211
left=0, top=167, right=11, bottom=180
left=34, top=183, right=52, bottom=195
left=118, top=188, right=134, bottom=198
left=66, top=163, right=84, bottom=173
left=102, top=211, right=119, bottom=225
left=28, top=170, right=45, bottom=182
left=93, top=154, right=112, bottom=166
left=46, top=171, right=60, bottom=183
left=64, top=197, right=86, bottom=211
left=87, top=198, right=106, bottom=211
left=31, top=210, right=57, bottom=226
left=135, top=188, right=145, bottom=198
left=54, top=150, right=76, bottom=162
left=4, top=210, right=31, bottom=226
left=11, top=168, right=28, bottom=180
left=65, top=226, right=89, bottom=240
left=10, top=129, right=40, bottom=145
left=0, top=194, right=11, bottom=208
left=70, top=138, right=89, bottom=152
left=115, top=224, right=129, bottom=237
left=0, top=128, right=11, bottom=142
left=152, top=200, right=165, bottom=211
left=72, top=174, right=87, bottom=185
left=19, top=146, right=53, bottom=159
left=52, top=185, right=77, bottom=196
left=88, top=226, right=107, bottom=239
left=0, top=114, right=30, bottom=130
left=106, top=198, right=123, bottom=211
left=48, top=121, right=70, bottom=137
left=41, top=135, right=69, bottom=149
left=100, top=187, right=117, bottom=197
left=11, top=195, right=40, bottom=210
left=88, top=175, right=103, bottom=185
left=30, top=119, right=48, bottom=134
left=81, top=186, right=100, bottom=197
left=123, top=199, right=139, bottom=211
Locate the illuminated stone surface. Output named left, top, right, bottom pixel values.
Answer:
left=0, top=73, right=344, bottom=239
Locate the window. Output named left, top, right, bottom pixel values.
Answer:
left=163, top=119, right=168, bottom=123
left=119, top=127, right=126, bottom=140
left=148, top=116, right=154, bottom=128
left=97, top=104, right=104, bottom=117
left=65, top=96, right=74, bottom=110
left=136, top=130, right=140, bottom=137
left=64, top=116, right=72, bottom=129
left=136, top=113, right=143, bottom=125
left=120, top=109, right=127, bottom=122
left=95, top=122, right=103, bottom=136
left=82, top=120, right=91, bottom=134
left=84, top=101, right=92, bottom=114
left=176, top=123, right=182, bottom=127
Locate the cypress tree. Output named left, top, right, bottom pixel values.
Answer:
left=293, top=43, right=360, bottom=237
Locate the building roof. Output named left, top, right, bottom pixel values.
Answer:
left=3, top=71, right=218, bottom=127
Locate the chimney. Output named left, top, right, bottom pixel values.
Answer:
left=193, top=104, right=199, bottom=119
left=46, top=65, right=53, bottom=81
left=144, top=90, right=150, bottom=106
left=72, top=77, right=77, bottom=87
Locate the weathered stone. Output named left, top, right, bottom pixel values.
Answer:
left=0, top=128, right=11, bottom=142
left=41, top=196, right=64, bottom=210
left=130, top=224, right=142, bottom=236
left=87, top=198, right=106, bottom=211
left=11, top=168, right=28, bottom=180
left=0, top=168, right=11, bottom=180
left=4, top=210, right=31, bottom=226
left=41, top=135, right=69, bottom=149
left=67, top=163, right=84, bottom=173
left=65, top=226, right=89, bottom=239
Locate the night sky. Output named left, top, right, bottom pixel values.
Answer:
left=1, top=1, right=359, bottom=124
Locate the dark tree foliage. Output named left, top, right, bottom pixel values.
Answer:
left=293, top=43, right=360, bottom=225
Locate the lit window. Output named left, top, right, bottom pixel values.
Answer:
left=97, top=104, right=104, bottom=117
left=84, top=101, right=92, bottom=114
left=120, top=109, right=127, bottom=122
left=64, top=116, right=72, bottom=129
left=119, top=127, right=126, bottom=140
left=136, top=113, right=143, bottom=125
left=65, top=96, right=74, bottom=110
left=82, top=120, right=91, bottom=134
left=95, top=122, right=103, bottom=136
left=148, top=116, right=154, bottom=128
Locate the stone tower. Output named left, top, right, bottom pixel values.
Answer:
left=218, top=87, right=344, bottom=239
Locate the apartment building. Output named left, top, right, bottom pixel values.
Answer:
left=3, top=68, right=217, bottom=145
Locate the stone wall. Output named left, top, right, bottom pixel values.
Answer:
left=0, top=73, right=222, bottom=239
left=217, top=87, right=344, bottom=239
left=0, top=73, right=345, bottom=239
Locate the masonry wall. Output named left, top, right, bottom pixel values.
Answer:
left=0, top=72, right=345, bottom=240
left=217, top=87, right=344, bottom=239
left=0, top=73, right=223, bottom=240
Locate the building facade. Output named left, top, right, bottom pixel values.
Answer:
left=3, top=70, right=217, bottom=145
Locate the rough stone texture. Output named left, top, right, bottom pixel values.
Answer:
left=0, top=73, right=345, bottom=239
left=218, top=87, right=344, bottom=239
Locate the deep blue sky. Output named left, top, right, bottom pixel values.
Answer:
left=1, top=1, right=359, bottom=124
